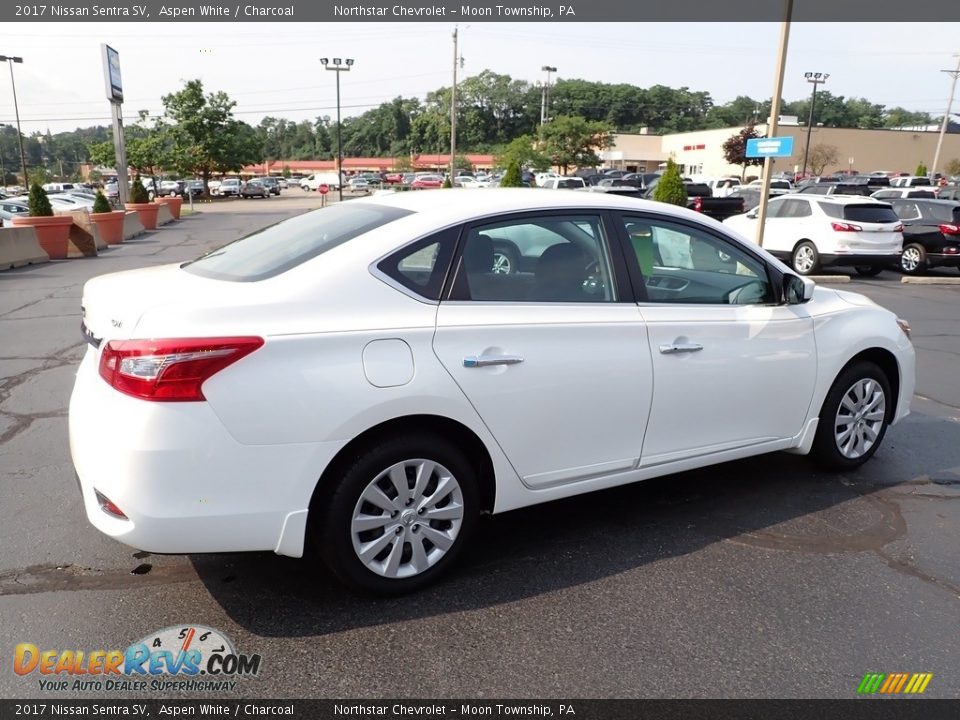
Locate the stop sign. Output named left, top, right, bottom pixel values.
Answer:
left=318, top=184, right=329, bottom=195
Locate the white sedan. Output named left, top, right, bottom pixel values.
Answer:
left=70, top=190, right=915, bottom=594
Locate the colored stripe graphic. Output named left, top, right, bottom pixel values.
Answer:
left=857, top=672, right=932, bottom=694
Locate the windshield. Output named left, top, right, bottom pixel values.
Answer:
left=183, top=203, right=413, bottom=282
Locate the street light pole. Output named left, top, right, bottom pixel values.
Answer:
left=320, top=57, right=353, bottom=202
left=800, top=71, right=828, bottom=179
left=540, top=65, right=557, bottom=125
left=0, top=55, right=29, bottom=188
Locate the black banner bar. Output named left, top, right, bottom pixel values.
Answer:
left=2, top=700, right=960, bottom=720
left=2, top=0, right=960, bottom=23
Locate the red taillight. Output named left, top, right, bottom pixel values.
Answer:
left=98, top=336, right=264, bottom=402
left=693, top=197, right=703, bottom=211
left=939, top=223, right=960, bottom=235
left=831, top=222, right=863, bottom=232
left=95, top=490, right=128, bottom=520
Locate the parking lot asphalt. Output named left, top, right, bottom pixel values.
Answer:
left=1, top=193, right=958, bottom=699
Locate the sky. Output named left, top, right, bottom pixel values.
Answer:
left=1, top=22, right=959, bottom=135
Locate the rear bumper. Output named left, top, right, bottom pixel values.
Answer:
left=819, top=253, right=900, bottom=267
left=928, top=253, right=960, bottom=268
left=68, top=349, right=344, bottom=558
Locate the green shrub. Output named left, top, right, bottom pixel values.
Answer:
left=28, top=183, right=54, bottom=217
left=499, top=160, right=523, bottom=187
left=653, top=158, right=688, bottom=207
left=915, top=162, right=928, bottom=177
left=442, top=177, right=453, bottom=189
left=92, top=190, right=112, bottom=214
left=129, top=174, right=150, bottom=204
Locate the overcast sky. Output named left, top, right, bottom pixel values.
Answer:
left=2, top=22, right=959, bottom=135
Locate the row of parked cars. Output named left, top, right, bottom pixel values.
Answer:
left=723, top=192, right=960, bottom=276
left=0, top=186, right=102, bottom=226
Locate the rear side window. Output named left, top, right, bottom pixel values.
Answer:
left=922, top=203, right=960, bottom=223
left=183, top=203, right=413, bottom=282
left=842, top=205, right=899, bottom=224
left=910, top=177, right=932, bottom=186
left=377, top=226, right=458, bottom=301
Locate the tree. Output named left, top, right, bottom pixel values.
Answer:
left=28, top=183, right=54, bottom=217
left=88, top=141, right=116, bottom=169
left=946, top=158, right=960, bottom=177
left=129, top=174, right=150, bottom=203
left=499, top=159, right=523, bottom=187
left=915, top=161, right=928, bottom=177
left=722, top=124, right=764, bottom=179
left=652, top=158, right=688, bottom=207
left=161, top=80, right=259, bottom=193
left=496, top=135, right=548, bottom=171
left=809, top=144, right=839, bottom=175
left=539, top=115, right=613, bottom=174
left=281, top=165, right=291, bottom=178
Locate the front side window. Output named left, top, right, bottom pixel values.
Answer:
left=622, top=217, right=772, bottom=305
left=451, top=215, right=616, bottom=303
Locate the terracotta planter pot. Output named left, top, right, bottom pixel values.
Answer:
left=126, top=202, right=160, bottom=230
left=10, top=215, right=75, bottom=259
left=154, top=195, right=183, bottom=219
left=90, top=210, right=127, bottom=245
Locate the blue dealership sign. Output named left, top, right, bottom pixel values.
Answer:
left=745, top=136, right=795, bottom=158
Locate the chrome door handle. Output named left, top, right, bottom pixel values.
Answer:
left=463, top=355, right=525, bottom=368
left=659, top=343, right=703, bottom=355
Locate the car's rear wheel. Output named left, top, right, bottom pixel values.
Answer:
left=317, top=434, right=478, bottom=595
left=900, top=244, right=927, bottom=275
left=811, top=361, right=891, bottom=470
left=854, top=265, right=883, bottom=277
left=792, top=241, right=820, bottom=275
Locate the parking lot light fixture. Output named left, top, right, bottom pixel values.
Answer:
left=0, top=55, right=29, bottom=188
left=322, top=57, right=353, bottom=202
left=801, top=71, right=829, bottom=180
left=540, top=65, right=557, bottom=125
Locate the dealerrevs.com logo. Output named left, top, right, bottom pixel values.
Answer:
left=14, top=625, right=262, bottom=693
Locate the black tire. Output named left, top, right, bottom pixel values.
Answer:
left=811, top=361, right=892, bottom=471
left=791, top=241, right=820, bottom=276
left=316, top=433, right=479, bottom=595
left=854, top=265, right=883, bottom=277
left=899, top=243, right=927, bottom=275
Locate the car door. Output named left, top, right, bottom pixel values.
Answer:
left=432, top=211, right=654, bottom=489
left=615, top=213, right=817, bottom=465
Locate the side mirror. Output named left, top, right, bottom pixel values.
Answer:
left=783, top=274, right=815, bottom=304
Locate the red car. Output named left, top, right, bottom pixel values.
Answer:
left=384, top=173, right=405, bottom=184
left=411, top=174, right=444, bottom=189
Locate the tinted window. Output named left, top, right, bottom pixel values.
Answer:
left=907, top=191, right=937, bottom=199
left=910, top=177, right=932, bottom=186
left=779, top=199, right=812, bottom=218
left=556, top=179, right=584, bottom=189
left=893, top=202, right=921, bottom=220
left=184, top=203, right=413, bottom=282
left=921, top=203, right=960, bottom=223
left=800, top=185, right=830, bottom=195
left=377, top=227, right=457, bottom=301
left=452, top=215, right=616, bottom=303
left=843, top=205, right=899, bottom=224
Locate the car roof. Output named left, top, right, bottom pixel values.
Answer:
left=360, top=186, right=720, bottom=224
left=776, top=193, right=886, bottom=205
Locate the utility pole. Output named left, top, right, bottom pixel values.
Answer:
left=801, top=72, right=829, bottom=179
left=540, top=65, right=557, bottom=125
left=754, top=0, right=793, bottom=249
left=450, top=26, right=458, bottom=182
left=930, top=54, right=960, bottom=181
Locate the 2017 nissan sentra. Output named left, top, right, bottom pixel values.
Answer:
left=70, top=190, right=915, bottom=594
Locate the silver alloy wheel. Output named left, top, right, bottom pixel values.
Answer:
left=794, top=245, right=816, bottom=274
left=492, top=252, right=512, bottom=274
left=350, top=459, right=465, bottom=579
left=834, top=378, right=886, bottom=460
left=901, top=246, right=922, bottom=273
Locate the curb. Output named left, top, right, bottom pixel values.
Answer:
left=901, top=276, right=960, bottom=285
left=808, top=275, right=851, bottom=283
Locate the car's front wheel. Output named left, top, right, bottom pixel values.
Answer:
left=792, top=241, right=820, bottom=275
left=811, top=361, right=891, bottom=470
left=317, top=433, right=478, bottom=594
left=900, top=243, right=927, bottom=275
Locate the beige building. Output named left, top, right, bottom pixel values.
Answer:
left=608, top=124, right=960, bottom=179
